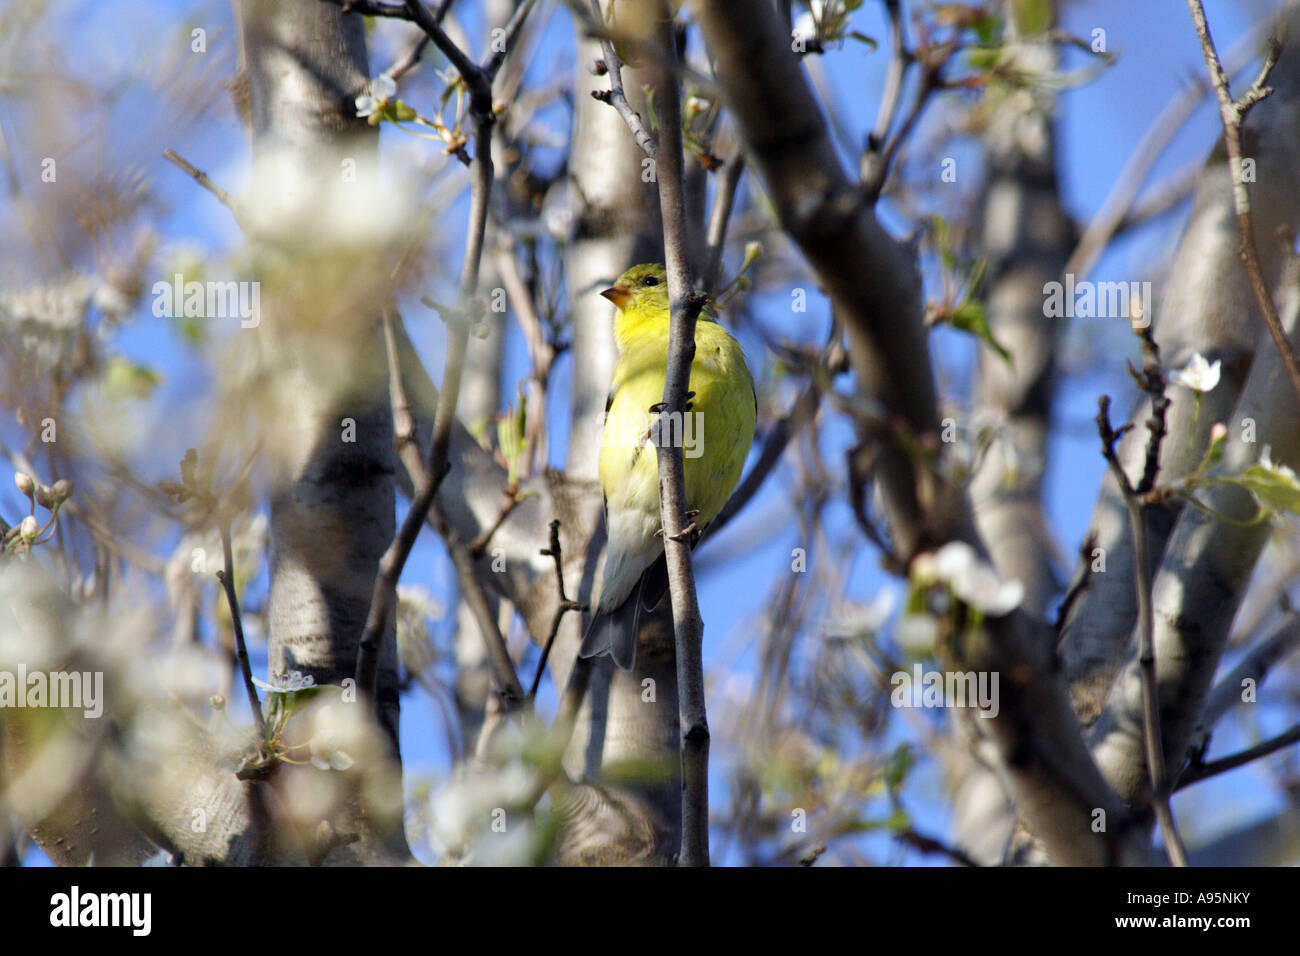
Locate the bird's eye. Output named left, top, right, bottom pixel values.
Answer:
left=642, top=275, right=659, bottom=286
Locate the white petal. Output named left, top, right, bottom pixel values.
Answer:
left=933, top=541, right=977, bottom=583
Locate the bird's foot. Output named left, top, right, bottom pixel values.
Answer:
left=648, top=391, right=696, bottom=415
left=668, top=516, right=700, bottom=542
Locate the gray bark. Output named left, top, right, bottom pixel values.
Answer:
left=237, top=0, right=405, bottom=862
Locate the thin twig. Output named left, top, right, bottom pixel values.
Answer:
left=1177, top=721, right=1300, bottom=789
left=402, top=0, right=482, bottom=84
left=384, top=33, right=431, bottom=82
left=1097, top=395, right=1188, bottom=866
left=1064, top=18, right=1267, bottom=279
left=484, top=0, right=540, bottom=81
left=1186, top=1, right=1300, bottom=407
left=896, top=826, right=980, bottom=867
left=846, top=439, right=907, bottom=574
left=650, top=3, right=710, bottom=867
left=439, top=512, right=526, bottom=711
left=218, top=513, right=264, bottom=735
left=381, top=0, right=453, bottom=80
left=702, top=154, right=745, bottom=293
left=584, top=0, right=658, bottom=157
left=382, top=307, right=428, bottom=484
left=529, top=519, right=587, bottom=698
left=862, top=46, right=945, bottom=201
left=1206, top=615, right=1300, bottom=725
left=468, top=489, right=524, bottom=558
left=859, top=0, right=910, bottom=190
left=1129, top=328, right=1169, bottom=496
left=162, top=149, right=244, bottom=226
left=1109, top=165, right=1199, bottom=243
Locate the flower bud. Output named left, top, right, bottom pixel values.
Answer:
left=1210, top=422, right=1228, bottom=443
left=14, top=472, right=34, bottom=497
left=209, top=695, right=226, bottom=711
left=19, top=515, right=38, bottom=542
left=34, top=484, right=53, bottom=509
left=51, top=479, right=73, bottom=502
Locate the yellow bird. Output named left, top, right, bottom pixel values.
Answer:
left=580, top=263, right=757, bottom=669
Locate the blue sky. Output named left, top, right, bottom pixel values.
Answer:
left=9, top=0, right=1294, bottom=865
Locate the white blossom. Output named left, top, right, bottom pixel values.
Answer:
left=920, top=541, right=1023, bottom=616
left=1171, top=353, right=1221, bottom=393
left=792, top=0, right=828, bottom=44
left=355, top=74, right=397, bottom=118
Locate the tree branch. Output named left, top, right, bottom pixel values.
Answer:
left=219, top=513, right=264, bottom=736
left=701, top=154, right=745, bottom=293
left=583, top=0, right=658, bottom=157
left=529, top=519, right=587, bottom=698
left=162, top=149, right=245, bottom=227
left=1096, top=395, right=1187, bottom=867
left=651, top=3, right=709, bottom=867
left=1177, top=721, right=1300, bottom=789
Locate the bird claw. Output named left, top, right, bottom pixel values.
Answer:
left=668, top=520, right=699, bottom=542
left=649, top=392, right=696, bottom=415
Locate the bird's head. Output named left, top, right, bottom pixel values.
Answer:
left=601, top=263, right=669, bottom=314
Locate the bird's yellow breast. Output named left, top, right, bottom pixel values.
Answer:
left=598, top=304, right=756, bottom=529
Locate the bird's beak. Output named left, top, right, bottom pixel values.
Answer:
left=601, top=284, right=633, bottom=310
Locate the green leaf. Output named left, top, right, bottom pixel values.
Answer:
left=497, top=388, right=528, bottom=487
left=947, top=301, right=1012, bottom=366
left=884, top=743, right=915, bottom=791
left=931, top=215, right=955, bottom=272
left=1235, top=465, right=1300, bottom=516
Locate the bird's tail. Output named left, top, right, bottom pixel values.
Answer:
left=578, top=555, right=671, bottom=670
left=578, top=594, right=640, bottom=670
